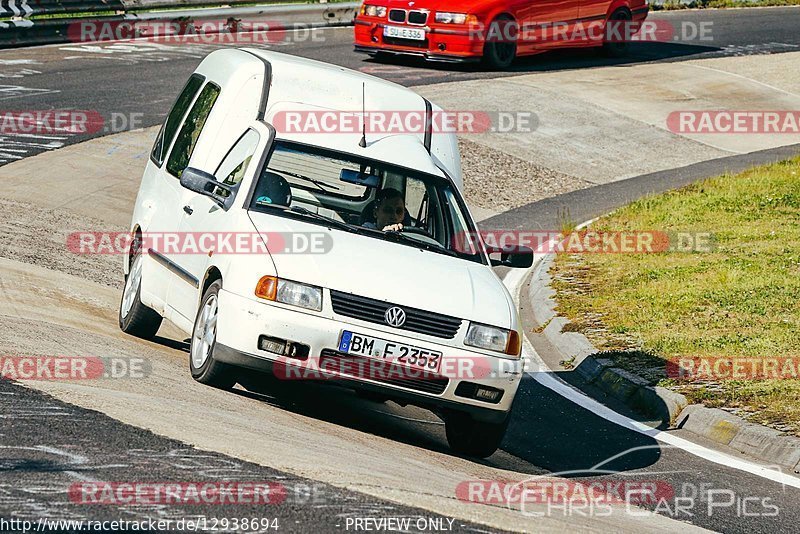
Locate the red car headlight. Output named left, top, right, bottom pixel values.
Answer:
left=360, top=4, right=387, bottom=17
left=435, top=12, right=476, bottom=24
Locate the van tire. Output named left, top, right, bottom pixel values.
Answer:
left=190, top=280, right=237, bottom=389
left=445, top=411, right=509, bottom=458
left=119, top=243, right=162, bottom=339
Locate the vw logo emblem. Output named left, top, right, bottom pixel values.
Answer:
left=384, top=306, right=407, bottom=327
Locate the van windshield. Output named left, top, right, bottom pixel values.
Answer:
left=248, top=141, right=485, bottom=264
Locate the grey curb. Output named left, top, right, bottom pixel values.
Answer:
left=678, top=405, right=800, bottom=473
left=528, top=253, right=800, bottom=472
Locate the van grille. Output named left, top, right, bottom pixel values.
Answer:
left=329, top=290, right=462, bottom=339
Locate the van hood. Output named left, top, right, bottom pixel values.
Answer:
left=248, top=211, right=513, bottom=328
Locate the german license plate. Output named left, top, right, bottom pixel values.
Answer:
left=383, top=25, right=426, bottom=41
left=339, top=331, right=442, bottom=373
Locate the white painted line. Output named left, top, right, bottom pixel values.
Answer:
left=501, top=228, right=800, bottom=490
left=687, top=63, right=800, bottom=100
left=1, top=133, right=69, bottom=140
left=0, top=59, right=41, bottom=65
left=522, top=338, right=800, bottom=489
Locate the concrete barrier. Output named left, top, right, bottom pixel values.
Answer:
left=0, top=1, right=359, bottom=48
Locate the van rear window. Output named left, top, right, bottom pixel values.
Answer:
left=166, top=82, right=221, bottom=178
left=150, top=74, right=204, bottom=167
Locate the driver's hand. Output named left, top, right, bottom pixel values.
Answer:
left=382, top=223, right=404, bottom=232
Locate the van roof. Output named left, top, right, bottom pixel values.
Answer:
left=243, top=48, right=427, bottom=117
left=237, top=49, right=461, bottom=187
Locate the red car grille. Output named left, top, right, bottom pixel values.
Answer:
left=388, top=9, right=406, bottom=22
left=408, top=10, right=428, bottom=25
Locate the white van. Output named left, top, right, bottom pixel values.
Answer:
left=119, top=49, right=532, bottom=457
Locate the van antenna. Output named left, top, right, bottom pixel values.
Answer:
left=359, top=82, right=367, bottom=148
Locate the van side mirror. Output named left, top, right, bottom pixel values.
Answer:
left=487, top=244, right=534, bottom=268
left=179, top=167, right=234, bottom=209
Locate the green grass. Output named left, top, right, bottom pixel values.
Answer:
left=552, top=157, right=800, bottom=434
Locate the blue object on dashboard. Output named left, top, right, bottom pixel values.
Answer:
left=255, top=196, right=273, bottom=205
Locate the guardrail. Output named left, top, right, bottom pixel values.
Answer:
left=0, top=0, right=359, bottom=48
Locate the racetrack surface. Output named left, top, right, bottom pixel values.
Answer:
left=1, top=6, right=800, bottom=533
left=1, top=7, right=799, bottom=164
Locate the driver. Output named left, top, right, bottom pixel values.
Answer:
left=364, top=188, right=405, bottom=232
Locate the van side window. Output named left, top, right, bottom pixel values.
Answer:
left=150, top=74, right=204, bottom=167
left=166, top=82, right=221, bottom=178
left=213, top=129, right=260, bottom=199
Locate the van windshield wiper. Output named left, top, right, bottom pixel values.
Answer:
left=380, top=230, right=458, bottom=257
left=288, top=206, right=358, bottom=233
left=272, top=168, right=340, bottom=192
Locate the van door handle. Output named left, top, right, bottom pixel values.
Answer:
left=183, top=205, right=193, bottom=215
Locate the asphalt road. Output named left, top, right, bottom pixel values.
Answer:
left=0, top=7, right=799, bottom=164
left=1, top=6, right=800, bottom=533
left=0, top=379, right=493, bottom=534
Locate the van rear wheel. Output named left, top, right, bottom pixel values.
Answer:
left=119, top=243, right=162, bottom=339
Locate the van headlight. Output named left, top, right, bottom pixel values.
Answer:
left=255, top=276, right=322, bottom=311
left=465, top=323, right=521, bottom=357
left=361, top=4, right=387, bottom=17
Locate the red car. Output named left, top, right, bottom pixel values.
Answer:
left=354, top=0, right=649, bottom=68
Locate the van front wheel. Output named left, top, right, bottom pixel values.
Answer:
left=190, top=280, right=236, bottom=389
left=445, top=411, right=509, bottom=458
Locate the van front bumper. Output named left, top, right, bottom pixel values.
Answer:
left=215, top=288, right=523, bottom=422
